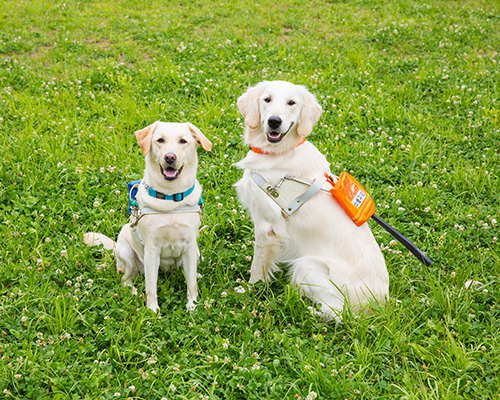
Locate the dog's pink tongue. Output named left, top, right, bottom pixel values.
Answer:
left=163, top=168, right=177, bottom=178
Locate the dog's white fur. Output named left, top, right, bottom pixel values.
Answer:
left=235, top=81, right=389, bottom=321
left=84, top=122, right=212, bottom=313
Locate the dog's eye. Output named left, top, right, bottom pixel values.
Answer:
left=179, top=138, right=188, bottom=144
left=287, top=100, right=296, bottom=106
left=157, top=138, right=165, bottom=143
left=264, top=97, right=271, bottom=103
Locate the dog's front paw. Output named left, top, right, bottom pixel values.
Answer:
left=249, top=274, right=263, bottom=284
left=147, top=302, right=160, bottom=314
left=186, top=302, right=197, bottom=311
left=249, top=270, right=274, bottom=284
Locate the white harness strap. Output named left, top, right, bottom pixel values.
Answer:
left=251, top=172, right=325, bottom=216
left=130, top=204, right=202, bottom=247
left=130, top=205, right=202, bottom=228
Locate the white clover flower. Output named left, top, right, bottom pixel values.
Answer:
left=147, top=356, right=157, bottom=364
left=306, top=391, right=318, bottom=400
left=234, top=286, right=245, bottom=294
left=221, top=291, right=227, bottom=298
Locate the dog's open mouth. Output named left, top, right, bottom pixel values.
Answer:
left=267, top=131, right=285, bottom=143
left=160, top=165, right=183, bottom=181
left=266, top=122, right=294, bottom=143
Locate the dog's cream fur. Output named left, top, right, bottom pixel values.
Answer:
left=235, top=81, right=389, bottom=321
left=84, top=122, right=212, bottom=313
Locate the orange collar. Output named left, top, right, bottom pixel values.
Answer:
left=250, top=138, right=306, bottom=155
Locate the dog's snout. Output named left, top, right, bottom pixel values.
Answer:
left=267, top=115, right=282, bottom=130
left=164, top=152, right=177, bottom=164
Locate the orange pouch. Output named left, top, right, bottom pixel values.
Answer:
left=326, top=172, right=375, bottom=226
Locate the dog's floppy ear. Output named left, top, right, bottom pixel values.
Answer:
left=135, top=121, right=160, bottom=155
left=297, top=87, right=322, bottom=137
left=237, top=83, right=264, bottom=130
left=188, top=123, right=212, bottom=151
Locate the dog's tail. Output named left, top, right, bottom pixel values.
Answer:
left=83, top=232, right=116, bottom=251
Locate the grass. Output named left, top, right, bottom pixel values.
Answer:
left=1, top=0, right=499, bottom=398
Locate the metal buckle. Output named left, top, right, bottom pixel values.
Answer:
left=266, top=176, right=287, bottom=199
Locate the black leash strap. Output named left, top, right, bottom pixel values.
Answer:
left=371, top=214, right=433, bottom=266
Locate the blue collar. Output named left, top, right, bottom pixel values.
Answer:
left=143, top=181, right=196, bottom=202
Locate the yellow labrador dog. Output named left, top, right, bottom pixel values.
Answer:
left=235, top=81, right=389, bottom=321
left=84, top=122, right=212, bottom=312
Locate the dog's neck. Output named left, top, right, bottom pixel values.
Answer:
left=250, top=138, right=306, bottom=155
left=142, top=180, right=196, bottom=202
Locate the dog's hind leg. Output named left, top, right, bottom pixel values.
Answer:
left=290, top=257, right=346, bottom=322
left=115, top=231, right=139, bottom=295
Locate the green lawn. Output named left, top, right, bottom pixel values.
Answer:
left=1, top=0, right=499, bottom=398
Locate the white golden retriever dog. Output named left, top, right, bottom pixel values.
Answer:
left=235, top=81, right=389, bottom=321
left=84, top=122, right=212, bottom=312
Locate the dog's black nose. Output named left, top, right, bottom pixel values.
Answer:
left=164, top=152, right=177, bottom=164
left=267, top=115, right=282, bottom=130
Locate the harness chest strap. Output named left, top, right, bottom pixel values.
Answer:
left=130, top=204, right=202, bottom=228
left=251, top=172, right=325, bottom=216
